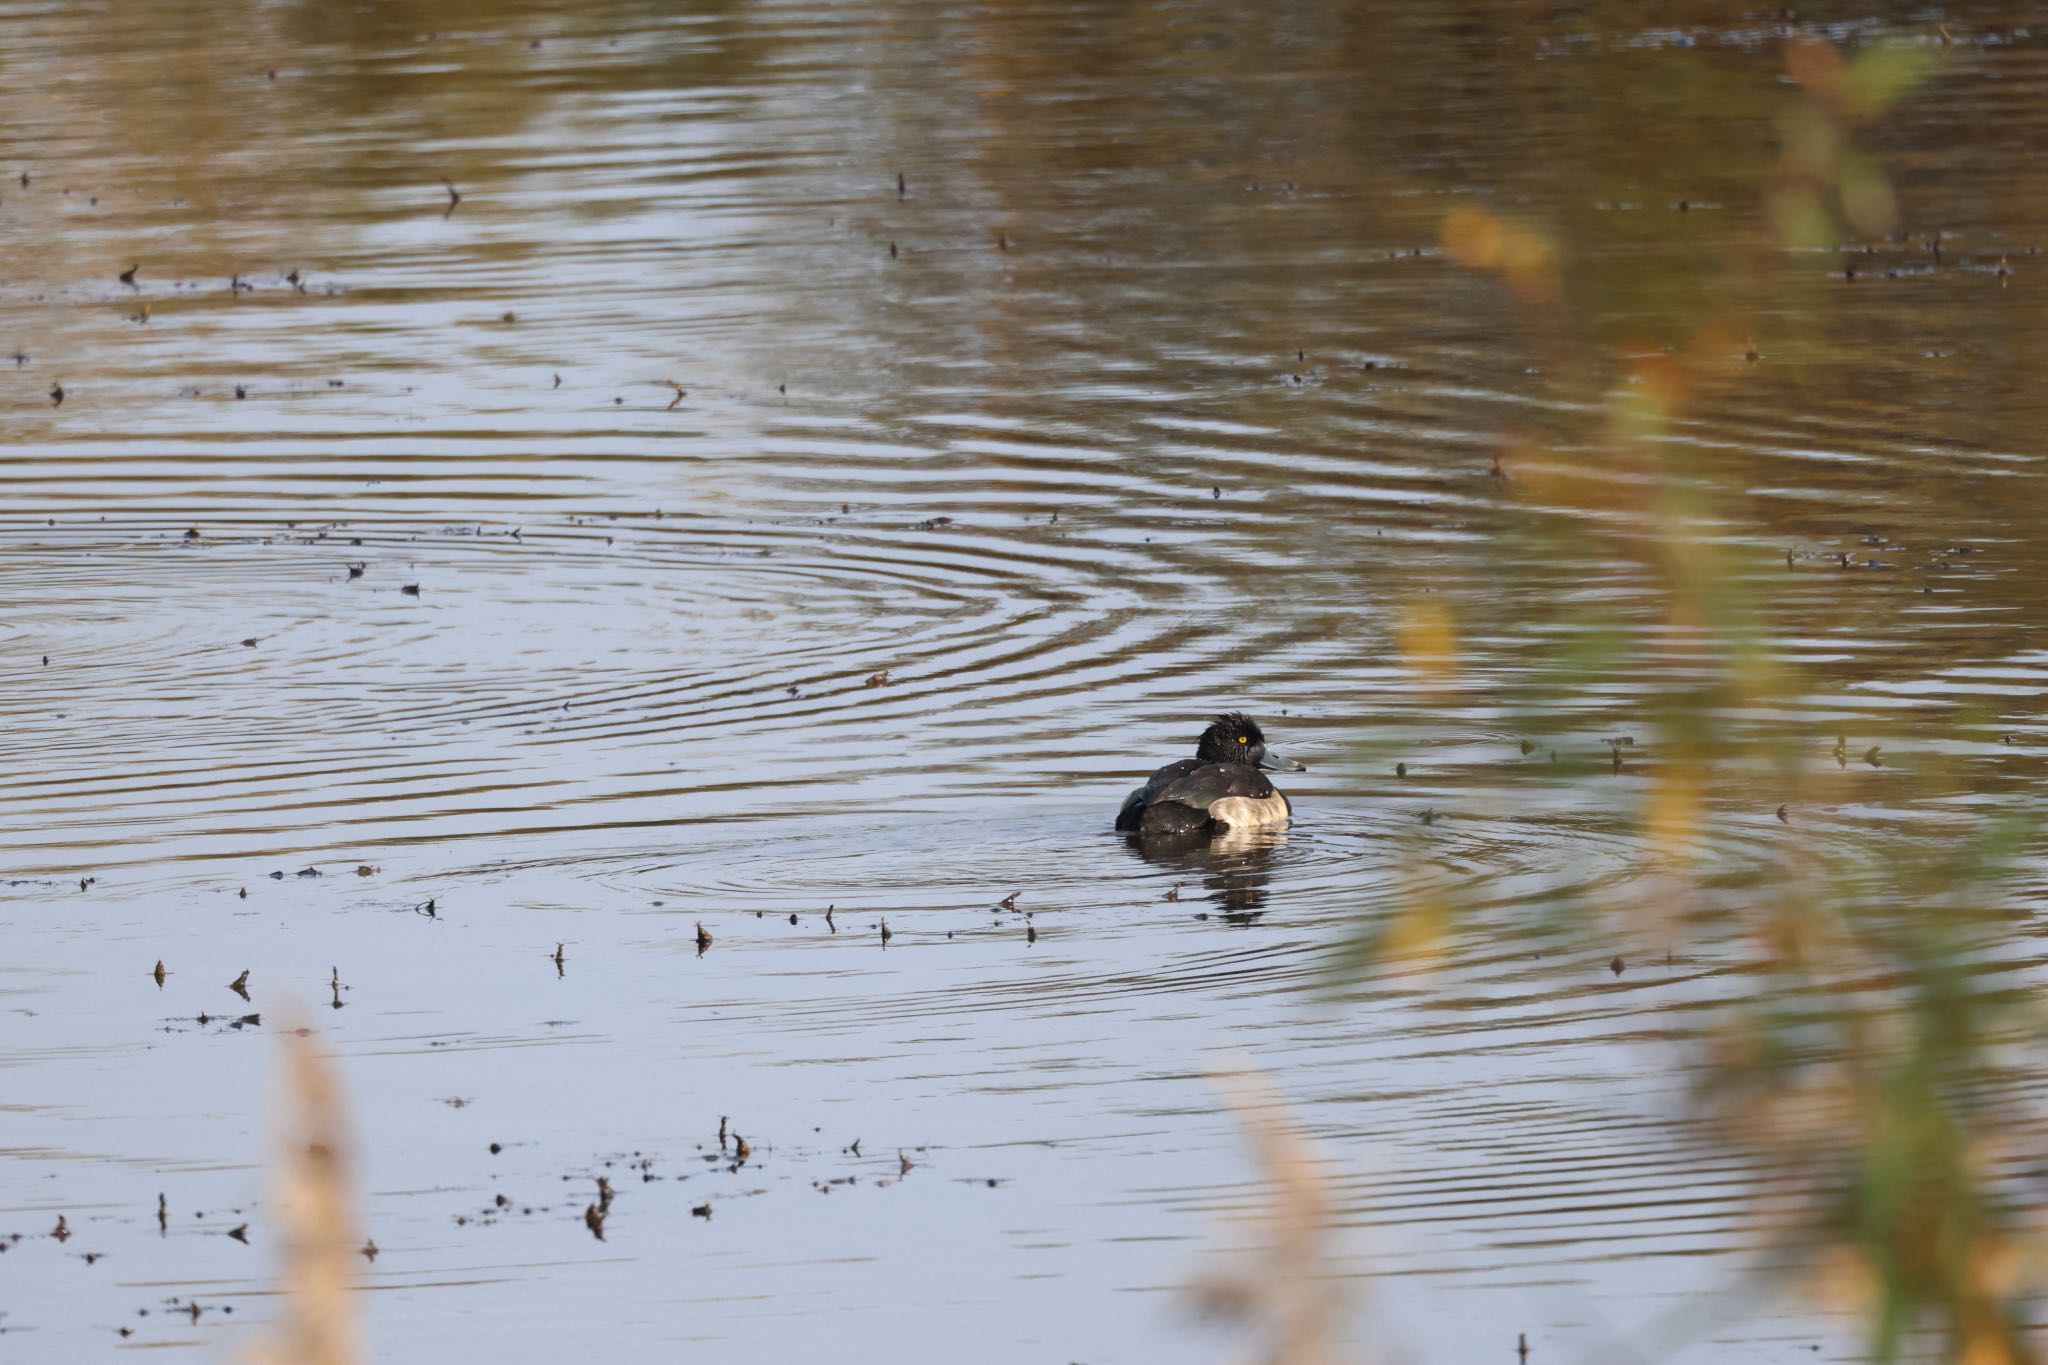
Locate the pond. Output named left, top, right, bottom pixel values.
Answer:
left=4, top=2, right=2047, bottom=1361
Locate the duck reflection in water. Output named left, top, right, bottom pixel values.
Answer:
left=1126, top=825, right=1287, bottom=922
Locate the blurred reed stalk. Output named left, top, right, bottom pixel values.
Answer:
left=1190, top=1067, right=1345, bottom=1365
left=249, top=1022, right=362, bottom=1365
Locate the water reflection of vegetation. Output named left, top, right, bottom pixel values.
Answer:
left=1337, top=33, right=2044, bottom=1362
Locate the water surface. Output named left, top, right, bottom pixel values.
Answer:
left=5, top=2, right=2048, bottom=1361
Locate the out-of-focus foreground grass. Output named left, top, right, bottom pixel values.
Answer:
left=1314, top=31, right=2045, bottom=1365
left=251, top=1025, right=362, bottom=1365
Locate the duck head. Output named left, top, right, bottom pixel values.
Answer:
left=1195, top=712, right=1304, bottom=771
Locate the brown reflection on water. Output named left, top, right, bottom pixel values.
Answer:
left=4, top=1, right=2048, bottom=1362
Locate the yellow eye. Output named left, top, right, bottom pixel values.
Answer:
left=1238, top=736, right=1248, bottom=743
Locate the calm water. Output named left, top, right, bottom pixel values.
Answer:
left=6, top=2, right=2048, bottom=1361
